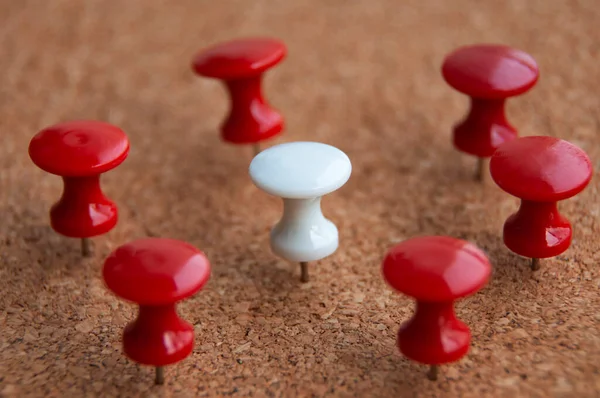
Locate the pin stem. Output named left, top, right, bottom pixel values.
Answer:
left=531, top=257, right=541, bottom=271
left=81, top=238, right=92, bottom=257
left=252, top=143, right=261, bottom=157
left=155, top=366, right=164, bottom=385
left=300, top=261, right=309, bottom=283
left=475, top=157, right=485, bottom=182
left=427, top=364, right=439, bottom=381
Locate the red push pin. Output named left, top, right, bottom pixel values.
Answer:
left=442, top=44, right=539, bottom=181
left=28, top=120, right=129, bottom=256
left=103, top=238, right=211, bottom=385
left=192, top=37, right=287, bottom=155
left=382, top=236, right=491, bottom=381
left=490, top=136, right=592, bottom=271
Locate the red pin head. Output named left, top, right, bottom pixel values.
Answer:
left=490, top=136, right=592, bottom=270
left=442, top=44, right=539, bottom=180
left=28, top=120, right=129, bottom=256
left=103, top=238, right=211, bottom=385
left=382, top=236, right=491, bottom=380
left=192, top=37, right=286, bottom=153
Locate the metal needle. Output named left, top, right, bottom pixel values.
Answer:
left=300, top=261, right=309, bottom=283
left=81, top=238, right=92, bottom=257
left=427, top=365, right=439, bottom=381
left=155, top=366, right=164, bottom=385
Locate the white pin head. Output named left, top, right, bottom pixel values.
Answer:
left=249, top=141, right=352, bottom=199
left=249, top=142, right=352, bottom=270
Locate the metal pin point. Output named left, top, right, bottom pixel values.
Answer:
left=81, top=238, right=92, bottom=257
left=427, top=365, right=439, bottom=381
left=253, top=143, right=261, bottom=157
left=475, top=157, right=485, bottom=182
left=300, top=261, right=309, bottom=283
left=155, top=366, right=164, bottom=385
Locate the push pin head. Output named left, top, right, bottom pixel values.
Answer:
left=28, top=120, right=129, bottom=256
left=382, top=236, right=491, bottom=380
left=192, top=38, right=287, bottom=152
left=249, top=142, right=352, bottom=282
left=490, top=136, right=592, bottom=269
left=442, top=44, right=539, bottom=180
left=103, top=238, right=211, bottom=385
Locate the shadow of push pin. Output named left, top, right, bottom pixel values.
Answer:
left=441, top=44, right=539, bottom=182
left=28, top=120, right=130, bottom=257
left=382, top=236, right=492, bottom=381
left=249, top=142, right=352, bottom=283
left=103, top=238, right=211, bottom=385
left=192, top=38, right=287, bottom=156
left=490, top=136, right=592, bottom=271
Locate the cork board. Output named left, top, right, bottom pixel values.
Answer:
left=1, top=0, right=599, bottom=397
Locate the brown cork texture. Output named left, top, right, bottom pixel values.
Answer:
left=0, top=1, right=599, bottom=397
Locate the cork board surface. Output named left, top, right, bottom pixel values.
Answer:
left=1, top=0, right=599, bottom=397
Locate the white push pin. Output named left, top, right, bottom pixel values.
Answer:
left=249, top=141, right=352, bottom=283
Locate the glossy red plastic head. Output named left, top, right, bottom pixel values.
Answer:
left=382, top=236, right=491, bottom=302
left=192, top=37, right=286, bottom=80
left=191, top=37, right=286, bottom=145
left=103, top=238, right=211, bottom=306
left=490, top=136, right=592, bottom=260
left=28, top=120, right=129, bottom=177
left=442, top=44, right=539, bottom=99
left=383, top=236, right=491, bottom=366
left=104, top=238, right=211, bottom=368
left=490, top=136, right=592, bottom=202
left=29, top=120, right=129, bottom=239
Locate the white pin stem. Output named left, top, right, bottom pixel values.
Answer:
left=273, top=197, right=333, bottom=282
left=271, top=197, right=338, bottom=263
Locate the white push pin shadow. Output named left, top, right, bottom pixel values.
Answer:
left=249, top=141, right=352, bottom=283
